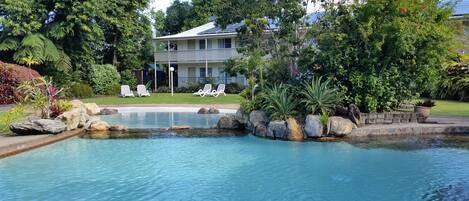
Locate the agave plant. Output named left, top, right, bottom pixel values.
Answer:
left=301, top=76, right=342, bottom=115
left=262, top=84, right=297, bottom=120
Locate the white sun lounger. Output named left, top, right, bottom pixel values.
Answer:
left=120, top=85, right=135, bottom=97
left=137, top=85, right=150, bottom=97
left=193, top=84, right=212, bottom=97
left=208, top=84, right=226, bottom=97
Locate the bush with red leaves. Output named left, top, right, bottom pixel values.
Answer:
left=0, top=61, right=41, bottom=104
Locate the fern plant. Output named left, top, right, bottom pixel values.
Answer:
left=262, top=84, right=297, bottom=120
left=301, top=76, right=342, bottom=115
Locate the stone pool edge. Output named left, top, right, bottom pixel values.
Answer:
left=0, top=128, right=84, bottom=159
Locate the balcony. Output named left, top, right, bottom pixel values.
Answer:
left=154, top=48, right=238, bottom=63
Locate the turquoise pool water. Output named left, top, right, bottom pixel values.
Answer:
left=1, top=134, right=469, bottom=201
left=101, top=110, right=225, bottom=128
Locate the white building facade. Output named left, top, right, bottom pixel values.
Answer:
left=154, top=22, right=247, bottom=87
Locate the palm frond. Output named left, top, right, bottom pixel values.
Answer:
left=0, top=37, right=19, bottom=51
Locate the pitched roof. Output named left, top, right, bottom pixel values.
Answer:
left=453, top=0, right=469, bottom=16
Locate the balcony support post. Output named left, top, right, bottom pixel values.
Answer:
left=167, top=40, right=171, bottom=87
left=205, top=38, right=208, bottom=81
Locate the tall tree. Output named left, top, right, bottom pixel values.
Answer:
left=164, top=0, right=192, bottom=34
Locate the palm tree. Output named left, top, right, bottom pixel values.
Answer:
left=0, top=33, right=71, bottom=70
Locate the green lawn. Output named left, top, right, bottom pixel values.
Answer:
left=81, top=93, right=243, bottom=105
left=431, top=100, right=469, bottom=117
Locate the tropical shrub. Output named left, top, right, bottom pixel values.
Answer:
left=0, top=105, right=25, bottom=134
left=0, top=61, right=41, bottom=104
left=120, top=70, right=137, bottom=88
left=175, top=84, right=203, bottom=93
left=66, top=83, right=94, bottom=98
left=240, top=95, right=264, bottom=113
left=304, top=0, right=453, bottom=112
left=436, top=55, right=469, bottom=101
left=17, top=77, right=63, bottom=118
left=50, top=100, right=73, bottom=118
left=225, top=83, right=244, bottom=94
left=415, top=99, right=436, bottom=108
left=157, top=86, right=171, bottom=93
left=261, top=84, right=297, bottom=120
left=89, top=64, right=121, bottom=94
left=103, top=83, right=121, bottom=96
left=301, top=76, right=342, bottom=115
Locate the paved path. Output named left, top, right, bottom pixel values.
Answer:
left=99, top=104, right=240, bottom=110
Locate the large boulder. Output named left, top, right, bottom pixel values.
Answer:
left=84, top=117, right=101, bottom=130
left=304, top=115, right=323, bottom=138
left=197, top=108, right=208, bottom=114
left=56, top=110, right=80, bottom=130
left=287, top=118, right=305, bottom=141
left=235, top=108, right=248, bottom=124
left=267, top=120, right=288, bottom=139
left=208, top=107, right=220, bottom=114
left=217, top=115, right=243, bottom=129
left=347, top=104, right=361, bottom=126
left=254, top=123, right=268, bottom=137
left=10, top=119, right=67, bottom=135
left=71, top=99, right=84, bottom=109
left=84, top=103, right=101, bottom=116
left=99, top=108, right=118, bottom=115
left=89, top=120, right=110, bottom=131
left=328, top=116, right=357, bottom=136
left=248, top=110, right=268, bottom=130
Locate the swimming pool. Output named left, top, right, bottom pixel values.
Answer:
left=1, top=134, right=469, bottom=201
left=100, top=107, right=232, bottom=129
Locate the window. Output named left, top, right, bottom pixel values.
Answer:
left=187, top=40, right=195, bottom=50
left=218, top=38, right=232, bottom=48
left=199, top=68, right=213, bottom=78
left=199, top=40, right=205, bottom=50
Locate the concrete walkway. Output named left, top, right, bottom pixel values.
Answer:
left=351, top=116, right=469, bottom=137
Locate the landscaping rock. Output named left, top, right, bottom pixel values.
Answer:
left=197, top=108, right=208, bottom=114
left=248, top=110, right=268, bottom=130
left=100, top=108, right=118, bottom=115
left=254, top=123, right=268, bottom=137
left=217, top=115, right=243, bottom=129
left=169, top=125, right=192, bottom=130
left=348, top=104, right=362, bottom=126
left=328, top=116, right=356, bottom=136
left=287, top=118, right=305, bottom=141
left=71, top=99, right=84, bottom=109
left=84, top=117, right=101, bottom=130
left=109, top=124, right=128, bottom=131
left=89, top=120, right=110, bottom=131
left=84, top=103, right=101, bottom=116
left=56, top=110, right=80, bottom=130
left=208, top=107, right=220, bottom=114
left=10, top=119, right=67, bottom=135
left=235, top=108, right=248, bottom=124
left=267, top=120, right=288, bottom=139
left=304, top=115, right=323, bottom=138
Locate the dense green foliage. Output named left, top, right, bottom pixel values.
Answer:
left=120, top=70, right=138, bottom=89
left=436, top=54, right=469, bottom=101
left=299, top=0, right=454, bottom=112
left=0, top=105, right=25, bottom=134
left=66, top=83, right=94, bottom=98
left=89, top=64, right=121, bottom=95
left=0, top=0, right=152, bottom=89
left=261, top=84, right=297, bottom=120
left=301, top=76, right=343, bottom=115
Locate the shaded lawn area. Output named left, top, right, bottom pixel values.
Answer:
left=431, top=100, right=469, bottom=117
left=81, top=93, right=243, bottom=105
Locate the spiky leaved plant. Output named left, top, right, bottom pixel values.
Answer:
left=301, top=76, right=342, bottom=115
left=262, top=84, right=297, bottom=120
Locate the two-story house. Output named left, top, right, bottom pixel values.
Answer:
left=154, top=22, right=246, bottom=87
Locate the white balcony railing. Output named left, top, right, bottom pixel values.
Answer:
left=154, top=48, right=238, bottom=63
